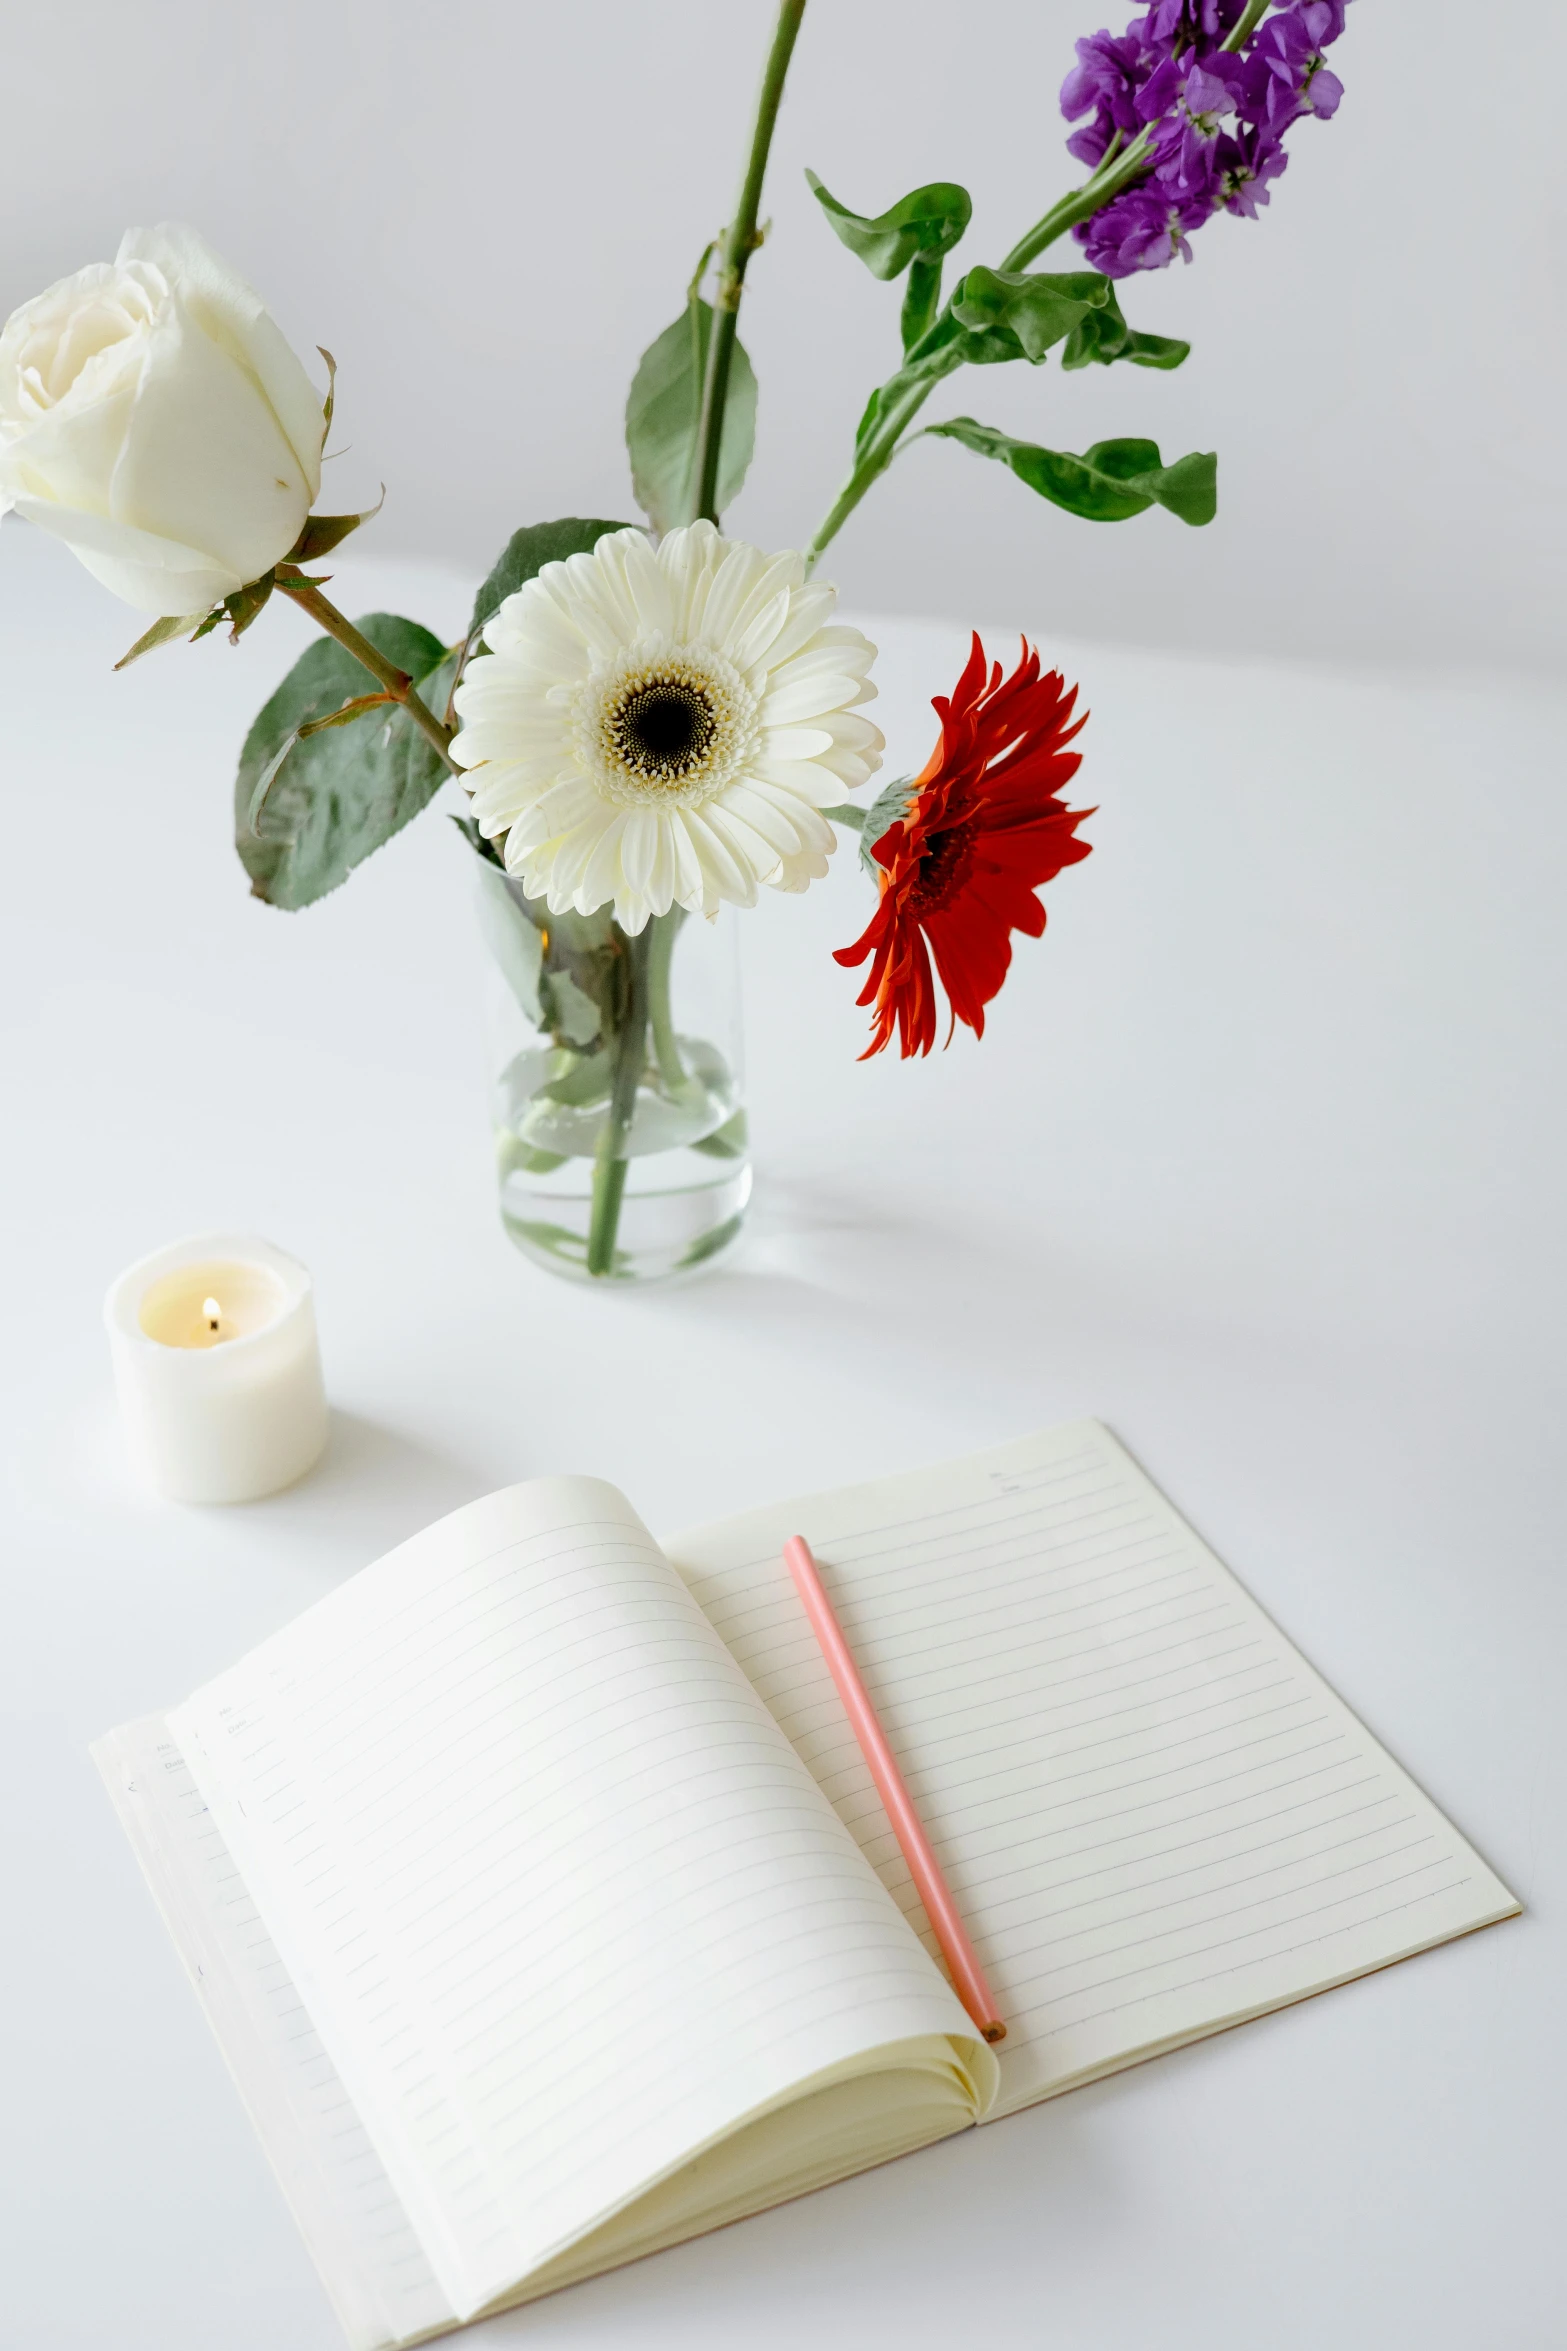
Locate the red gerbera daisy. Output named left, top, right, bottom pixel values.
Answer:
left=835, top=633, right=1092, bottom=1059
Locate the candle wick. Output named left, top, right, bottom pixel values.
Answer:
left=203, top=1295, right=222, bottom=1333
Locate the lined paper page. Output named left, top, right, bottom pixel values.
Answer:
left=168, top=1478, right=980, bottom=2320
left=668, top=1422, right=1519, bottom=2117
left=92, top=1717, right=452, bottom=2351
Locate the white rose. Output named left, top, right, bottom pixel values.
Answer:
left=0, top=223, right=324, bottom=616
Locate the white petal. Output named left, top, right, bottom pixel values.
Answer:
left=750, top=753, right=861, bottom=807
left=682, top=809, right=757, bottom=909
left=613, top=528, right=675, bottom=637
left=702, top=799, right=782, bottom=886
left=688, top=536, right=770, bottom=643
left=756, top=586, right=844, bottom=673
left=761, top=724, right=837, bottom=761
left=715, top=779, right=807, bottom=859
left=760, top=668, right=869, bottom=727
left=578, top=812, right=638, bottom=920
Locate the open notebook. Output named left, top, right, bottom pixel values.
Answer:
left=95, top=1423, right=1517, bottom=2347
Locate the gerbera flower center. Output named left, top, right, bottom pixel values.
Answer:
left=611, top=679, right=717, bottom=779
left=575, top=639, right=761, bottom=810
left=906, top=821, right=976, bottom=913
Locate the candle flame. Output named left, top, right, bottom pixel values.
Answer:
left=203, top=1296, right=222, bottom=1332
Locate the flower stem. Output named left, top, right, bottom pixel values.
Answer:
left=645, top=908, right=690, bottom=1093
left=275, top=578, right=459, bottom=773
left=586, top=923, right=652, bottom=1278
left=995, top=130, right=1154, bottom=273
left=1221, top=0, right=1273, bottom=50
left=690, top=0, right=808, bottom=525
left=802, top=132, right=1155, bottom=571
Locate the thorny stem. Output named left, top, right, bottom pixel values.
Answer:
left=275, top=577, right=460, bottom=773
left=690, top=0, right=808, bottom=524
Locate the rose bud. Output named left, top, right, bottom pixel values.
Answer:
left=0, top=223, right=324, bottom=616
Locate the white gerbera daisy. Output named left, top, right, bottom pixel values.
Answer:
left=450, top=521, right=883, bottom=933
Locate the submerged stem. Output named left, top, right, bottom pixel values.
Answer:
left=645, top=908, right=691, bottom=1094
left=586, top=925, right=652, bottom=1278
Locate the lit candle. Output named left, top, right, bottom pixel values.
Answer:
left=104, top=1234, right=328, bottom=1504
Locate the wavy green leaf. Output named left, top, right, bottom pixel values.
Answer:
left=805, top=172, right=972, bottom=280
left=926, top=418, right=1217, bottom=525
left=950, top=266, right=1110, bottom=362
left=1060, top=283, right=1190, bottom=371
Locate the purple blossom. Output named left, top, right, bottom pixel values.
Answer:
left=1078, top=186, right=1203, bottom=275
left=1061, top=28, right=1152, bottom=165
left=1058, top=0, right=1352, bottom=277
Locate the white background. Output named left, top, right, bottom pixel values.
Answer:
left=1, top=539, right=1562, bottom=2348
left=2, top=0, right=1563, bottom=675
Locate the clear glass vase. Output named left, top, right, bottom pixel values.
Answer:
left=476, top=857, right=750, bottom=1283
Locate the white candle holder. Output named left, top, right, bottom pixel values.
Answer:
left=105, top=1233, right=329, bottom=1504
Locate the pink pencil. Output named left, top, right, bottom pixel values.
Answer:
left=782, top=1534, right=1006, bottom=2046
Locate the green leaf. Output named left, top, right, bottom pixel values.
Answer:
left=290, top=495, right=385, bottom=563
left=692, top=1109, right=749, bottom=1160
left=542, top=969, right=602, bottom=1047
left=450, top=812, right=504, bottom=868
left=497, top=1137, right=568, bottom=1178
left=850, top=342, right=970, bottom=463
left=805, top=172, right=972, bottom=281
left=235, top=615, right=453, bottom=908
left=474, top=860, right=546, bottom=1025
left=223, top=573, right=276, bottom=640
left=295, top=690, right=397, bottom=740
left=468, top=518, right=634, bottom=643
left=317, top=347, right=337, bottom=447
left=1060, top=284, right=1189, bottom=372
left=625, top=297, right=757, bottom=533
left=857, top=772, right=920, bottom=873
left=538, top=1046, right=614, bottom=1107
left=950, top=267, right=1110, bottom=363
left=113, top=610, right=210, bottom=670
left=900, top=259, right=941, bottom=352
left=926, top=417, right=1217, bottom=526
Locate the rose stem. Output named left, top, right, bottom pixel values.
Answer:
left=276, top=579, right=459, bottom=773
left=690, top=0, right=808, bottom=526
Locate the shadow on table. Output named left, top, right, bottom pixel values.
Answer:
left=460, top=2063, right=1125, bottom=2345
left=662, top=1169, right=1087, bottom=1385
left=271, top=1408, right=487, bottom=1556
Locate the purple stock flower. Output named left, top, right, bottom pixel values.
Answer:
left=1058, top=0, right=1352, bottom=277
left=1060, top=27, right=1151, bottom=166
left=1078, top=183, right=1207, bottom=274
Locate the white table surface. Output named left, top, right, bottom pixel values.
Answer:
left=3, top=530, right=1563, bottom=2350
